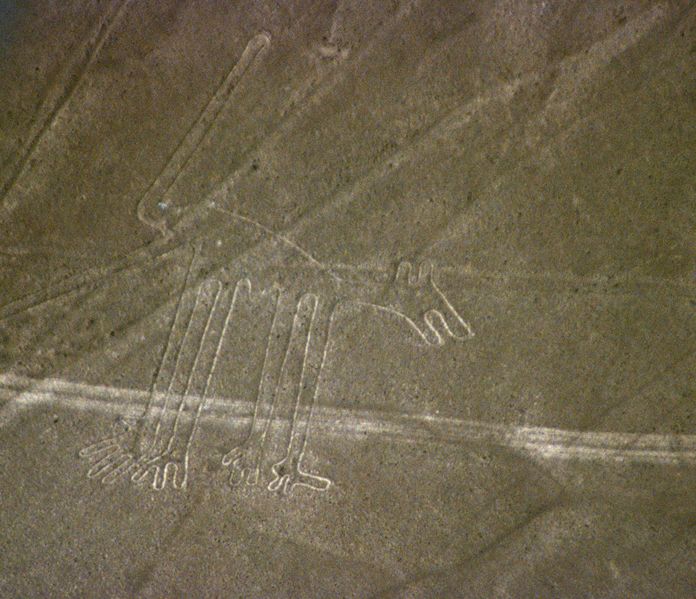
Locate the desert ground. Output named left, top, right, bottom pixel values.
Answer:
left=0, top=1, right=694, bottom=597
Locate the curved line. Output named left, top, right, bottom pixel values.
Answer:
left=431, top=276, right=475, bottom=338
left=210, top=205, right=342, bottom=282
left=350, top=301, right=432, bottom=346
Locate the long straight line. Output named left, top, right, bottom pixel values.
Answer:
left=0, top=0, right=133, bottom=223
left=1, top=373, right=694, bottom=465
left=136, top=32, right=271, bottom=234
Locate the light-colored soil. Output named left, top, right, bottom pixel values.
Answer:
left=0, top=1, right=694, bottom=597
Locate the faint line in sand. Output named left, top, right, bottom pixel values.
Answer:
left=417, top=4, right=672, bottom=257
left=544, top=4, right=668, bottom=118
left=0, top=0, right=133, bottom=224
left=210, top=205, right=342, bottom=281
left=0, top=201, right=218, bottom=323
left=180, top=0, right=424, bottom=232
left=2, top=246, right=691, bottom=327
left=0, top=238, right=183, bottom=322
left=322, top=263, right=695, bottom=297
left=1, top=10, right=684, bottom=322
left=1, top=374, right=694, bottom=466
left=219, top=76, right=522, bottom=262
left=136, top=32, right=271, bottom=235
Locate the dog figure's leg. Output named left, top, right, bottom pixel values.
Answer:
left=78, top=268, right=215, bottom=487
left=126, top=278, right=225, bottom=489
left=137, top=279, right=246, bottom=490
left=268, top=297, right=333, bottom=495
left=223, top=286, right=288, bottom=487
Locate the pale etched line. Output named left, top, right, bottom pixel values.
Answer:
left=223, top=286, right=282, bottom=466
left=223, top=285, right=300, bottom=488
left=1, top=374, right=695, bottom=465
left=210, top=205, right=341, bottom=281
left=316, top=262, right=695, bottom=296
left=192, top=0, right=423, bottom=227
left=544, top=4, right=668, bottom=118
left=0, top=5, right=675, bottom=321
left=135, top=273, right=232, bottom=490
left=136, top=32, right=272, bottom=235
left=319, top=409, right=696, bottom=464
left=1, top=246, right=688, bottom=330
left=296, top=308, right=333, bottom=467
left=351, top=301, right=439, bottom=346
left=341, top=258, right=474, bottom=346
left=203, top=76, right=523, bottom=279
left=0, top=243, right=105, bottom=260
left=284, top=78, right=522, bottom=243
left=151, top=279, right=222, bottom=452
left=0, top=236, right=183, bottom=322
left=258, top=293, right=310, bottom=453
left=167, top=280, right=224, bottom=450
left=191, top=6, right=341, bottom=212
left=183, top=226, right=465, bottom=348
left=283, top=300, right=336, bottom=492
left=418, top=5, right=672, bottom=258
left=149, top=283, right=208, bottom=451
left=184, top=279, right=249, bottom=457
left=0, top=200, right=217, bottom=324
left=5, top=189, right=685, bottom=325
left=430, top=276, right=475, bottom=339
left=137, top=244, right=197, bottom=455
left=149, top=244, right=197, bottom=395
left=0, top=0, right=133, bottom=223
left=435, top=265, right=695, bottom=294
left=268, top=293, right=333, bottom=493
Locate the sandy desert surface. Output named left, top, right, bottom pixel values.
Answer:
left=0, top=1, right=694, bottom=597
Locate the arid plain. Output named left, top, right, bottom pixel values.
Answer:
left=0, top=1, right=694, bottom=597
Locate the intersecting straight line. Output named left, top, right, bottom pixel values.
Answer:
left=0, top=374, right=694, bottom=465
left=0, top=0, right=133, bottom=222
